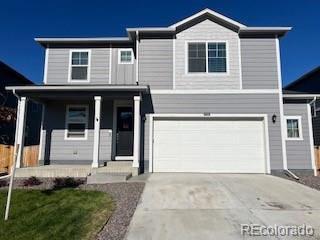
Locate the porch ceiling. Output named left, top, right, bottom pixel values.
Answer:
left=6, top=84, right=149, bottom=102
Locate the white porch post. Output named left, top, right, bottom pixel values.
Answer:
left=133, top=96, right=141, bottom=170
left=92, top=96, right=102, bottom=168
left=14, top=97, right=27, bottom=168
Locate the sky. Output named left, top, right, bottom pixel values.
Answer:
left=0, top=0, right=319, bottom=86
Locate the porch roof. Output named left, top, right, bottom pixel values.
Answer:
left=6, top=84, right=149, bottom=102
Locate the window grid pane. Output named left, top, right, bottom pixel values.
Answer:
left=188, top=43, right=206, bottom=73
left=72, top=52, right=88, bottom=66
left=208, top=42, right=226, bottom=73
left=120, top=51, right=132, bottom=63
left=286, top=119, right=300, bottom=138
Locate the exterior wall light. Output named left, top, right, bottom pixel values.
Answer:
left=272, top=114, right=277, bottom=123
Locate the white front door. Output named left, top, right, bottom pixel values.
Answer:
left=152, top=118, right=267, bottom=173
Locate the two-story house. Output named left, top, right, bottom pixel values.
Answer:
left=7, top=9, right=317, bottom=177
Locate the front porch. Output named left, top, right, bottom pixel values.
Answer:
left=7, top=85, right=149, bottom=177
left=14, top=161, right=133, bottom=178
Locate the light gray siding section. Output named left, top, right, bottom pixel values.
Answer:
left=142, top=93, right=283, bottom=172
left=40, top=100, right=113, bottom=164
left=139, top=39, right=173, bottom=89
left=175, top=19, right=241, bottom=89
left=284, top=103, right=313, bottom=169
left=111, top=48, right=136, bottom=84
left=46, top=48, right=110, bottom=84
left=241, top=38, right=279, bottom=89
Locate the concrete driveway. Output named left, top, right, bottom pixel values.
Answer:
left=126, top=174, right=320, bottom=240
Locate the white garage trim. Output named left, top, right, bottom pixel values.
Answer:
left=149, top=114, right=271, bottom=174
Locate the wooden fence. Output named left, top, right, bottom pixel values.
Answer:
left=314, top=147, right=320, bottom=175
left=0, top=144, right=39, bottom=173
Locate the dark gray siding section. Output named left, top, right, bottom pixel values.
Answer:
left=40, top=100, right=113, bottom=165
left=46, top=48, right=110, bottom=84
left=141, top=93, right=283, bottom=172
left=284, top=103, right=313, bottom=169
left=111, top=48, right=135, bottom=84
left=240, top=39, right=279, bottom=89
left=139, top=39, right=173, bottom=89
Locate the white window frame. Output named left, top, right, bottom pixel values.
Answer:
left=185, top=40, right=229, bottom=76
left=64, top=105, right=89, bottom=140
left=68, top=49, right=91, bottom=83
left=285, top=116, right=303, bottom=141
left=118, top=48, right=134, bottom=64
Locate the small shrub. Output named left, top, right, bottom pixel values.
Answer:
left=0, top=180, right=8, bottom=187
left=23, top=176, right=42, bottom=186
left=53, top=177, right=84, bottom=189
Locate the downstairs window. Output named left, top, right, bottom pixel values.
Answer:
left=65, top=105, right=88, bottom=139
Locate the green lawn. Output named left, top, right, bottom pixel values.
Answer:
left=0, top=189, right=115, bottom=240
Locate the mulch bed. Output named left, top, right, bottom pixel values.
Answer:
left=276, top=173, right=320, bottom=191
left=0, top=178, right=145, bottom=240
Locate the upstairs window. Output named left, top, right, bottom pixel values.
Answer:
left=65, top=105, right=88, bottom=140
left=285, top=116, right=303, bottom=140
left=118, top=49, right=134, bottom=64
left=188, top=42, right=227, bottom=73
left=69, top=50, right=90, bottom=81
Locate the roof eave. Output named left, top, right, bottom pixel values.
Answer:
left=34, top=37, right=132, bottom=47
left=239, top=27, right=292, bottom=37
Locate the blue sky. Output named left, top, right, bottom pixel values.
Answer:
left=0, top=0, right=319, bottom=86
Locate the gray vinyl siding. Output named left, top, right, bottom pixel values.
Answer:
left=40, top=100, right=113, bottom=164
left=139, top=39, right=173, bottom=89
left=111, top=48, right=136, bottom=84
left=284, top=103, right=313, bottom=169
left=175, top=19, right=241, bottom=89
left=142, top=93, right=283, bottom=172
left=240, top=39, right=279, bottom=89
left=46, top=48, right=110, bottom=84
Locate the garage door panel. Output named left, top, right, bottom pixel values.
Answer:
left=153, top=119, right=266, bottom=173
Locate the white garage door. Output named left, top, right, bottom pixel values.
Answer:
left=153, top=118, right=267, bottom=173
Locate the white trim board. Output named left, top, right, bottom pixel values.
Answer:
left=109, top=44, right=112, bottom=84
left=38, top=104, right=45, bottom=162
left=148, top=113, right=271, bottom=174
left=43, top=48, right=49, bottom=84
left=307, top=104, right=317, bottom=176
left=275, top=38, right=288, bottom=170
left=150, top=89, right=279, bottom=94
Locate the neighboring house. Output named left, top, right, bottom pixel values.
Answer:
left=0, top=61, right=41, bottom=146
left=284, top=66, right=320, bottom=146
left=6, top=9, right=317, bottom=176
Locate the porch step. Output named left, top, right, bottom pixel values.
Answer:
left=87, top=172, right=132, bottom=184
left=106, top=161, right=132, bottom=167
left=96, top=161, right=133, bottom=173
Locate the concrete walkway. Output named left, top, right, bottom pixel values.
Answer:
left=126, top=174, right=320, bottom=240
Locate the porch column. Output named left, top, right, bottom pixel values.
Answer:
left=92, top=96, right=102, bottom=168
left=133, top=96, right=141, bottom=170
left=14, top=97, right=28, bottom=168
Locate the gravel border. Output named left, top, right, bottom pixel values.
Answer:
left=82, top=183, right=145, bottom=240
left=0, top=178, right=145, bottom=240
left=275, top=173, right=320, bottom=191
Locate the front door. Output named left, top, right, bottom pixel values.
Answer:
left=116, top=107, right=133, bottom=156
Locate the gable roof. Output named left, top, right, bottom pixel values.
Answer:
left=169, top=8, right=246, bottom=29
left=284, top=66, right=320, bottom=94
left=35, top=8, right=291, bottom=47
